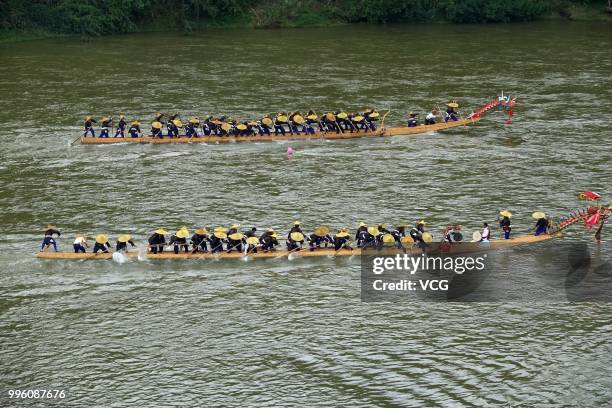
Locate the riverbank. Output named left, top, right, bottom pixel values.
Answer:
left=1, top=2, right=609, bottom=44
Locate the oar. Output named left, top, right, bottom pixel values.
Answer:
left=380, top=110, right=391, bottom=131
left=70, top=133, right=83, bottom=146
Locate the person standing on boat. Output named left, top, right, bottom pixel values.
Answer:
left=480, top=223, right=491, bottom=242
left=83, top=116, right=96, bottom=137
left=425, top=109, right=437, bottom=125
left=73, top=235, right=88, bottom=253
left=407, top=112, right=418, bottom=127
left=114, top=114, right=127, bottom=138
left=445, top=101, right=459, bottom=122
left=499, top=210, right=512, bottom=239
left=99, top=117, right=112, bottom=138
left=260, top=229, right=279, bottom=252
left=533, top=212, right=549, bottom=236
left=148, top=229, right=167, bottom=254
left=190, top=228, right=209, bottom=253
left=333, top=229, right=352, bottom=251
left=93, top=234, right=111, bottom=253
left=116, top=234, right=135, bottom=252
left=128, top=120, right=141, bottom=138
left=41, top=224, right=61, bottom=252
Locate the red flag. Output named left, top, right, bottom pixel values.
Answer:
left=585, top=211, right=600, bottom=229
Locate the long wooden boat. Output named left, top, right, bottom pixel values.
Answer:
left=79, top=117, right=480, bottom=145
left=36, top=232, right=558, bottom=261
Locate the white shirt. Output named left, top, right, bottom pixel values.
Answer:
left=481, top=227, right=490, bottom=241
left=426, top=112, right=436, bottom=120
left=74, top=236, right=87, bottom=246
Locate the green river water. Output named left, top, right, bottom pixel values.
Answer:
left=0, top=22, right=611, bottom=406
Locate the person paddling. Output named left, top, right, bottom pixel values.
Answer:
left=99, top=116, right=112, bottom=138
left=533, top=212, right=549, bottom=236
left=83, top=116, right=96, bottom=137
left=499, top=210, right=512, bottom=239
left=116, top=234, right=135, bottom=252
left=148, top=229, right=167, bottom=253
left=93, top=234, right=111, bottom=253
left=114, top=114, right=127, bottom=138
left=260, top=229, right=279, bottom=252
left=73, top=235, right=88, bottom=253
left=128, top=120, right=141, bottom=138
left=41, top=224, right=61, bottom=252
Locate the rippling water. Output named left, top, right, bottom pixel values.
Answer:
left=1, top=22, right=611, bottom=405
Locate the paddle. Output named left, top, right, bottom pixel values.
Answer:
left=380, top=110, right=391, bottom=132
left=70, top=133, right=83, bottom=146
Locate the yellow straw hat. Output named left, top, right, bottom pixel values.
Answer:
left=176, top=229, right=189, bottom=239
left=152, top=121, right=162, bottom=129
left=246, top=236, right=259, bottom=245
left=382, top=234, right=395, bottom=244
left=85, top=116, right=92, bottom=121
left=236, top=124, right=247, bottom=130
left=276, top=114, right=288, bottom=122
left=118, top=234, right=132, bottom=243
left=101, top=116, right=110, bottom=122
left=293, top=221, right=301, bottom=226
left=230, top=223, right=240, bottom=229
left=325, top=112, right=336, bottom=121
left=314, top=226, right=330, bottom=237
left=214, top=226, right=228, bottom=233
left=352, top=115, right=364, bottom=122
left=188, top=117, right=199, bottom=124
left=417, top=220, right=426, bottom=225
left=229, top=232, right=244, bottom=241
left=172, top=119, right=183, bottom=128
left=46, top=223, right=56, bottom=229
left=472, top=231, right=482, bottom=242
left=154, top=229, right=167, bottom=235
left=400, top=235, right=414, bottom=247
left=337, top=112, right=348, bottom=119
left=262, top=117, right=273, bottom=126
left=290, top=232, right=305, bottom=241
left=131, top=120, right=140, bottom=125
left=358, top=222, right=367, bottom=227
left=447, top=101, right=459, bottom=108
left=499, top=210, right=513, bottom=218
left=336, top=231, right=349, bottom=238
left=195, top=228, right=208, bottom=235
left=292, top=115, right=305, bottom=124
left=221, top=123, right=231, bottom=132
left=95, top=234, right=108, bottom=244
left=368, top=111, right=380, bottom=118
left=422, top=232, right=433, bottom=243
left=532, top=211, right=546, bottom=219
left=306, top=114, right=317, bottom=120
left=213, top=231, right=227, bottom=239
left=267, top=228, right=276, bottom=233
left=367, top=226, right=381, bottom=236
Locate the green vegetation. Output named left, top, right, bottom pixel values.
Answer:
left=0, top=0, right=608, bottom=40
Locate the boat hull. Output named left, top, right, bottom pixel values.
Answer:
left=79, top=117, right=480, bottom=145
left=36, top=232, right=558, bottom=261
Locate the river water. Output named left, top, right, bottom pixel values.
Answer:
left=1, top=22, right=611, bottom=406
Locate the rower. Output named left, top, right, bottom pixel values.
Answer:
left=167, top=113, right=180, bottom=137
left=350, top=113, right=366, bottom=132
left=151, top=121, right=163, bottom=138
left=322, top=112, right=339, bottom=133
left=93, top=234, right=111, bottom=253
left=499, top=210, right=512, bottom=239
left=409, top=221, right=426, bottom=243
left=308, top=226, right=332, bottom=251
left=41, top=224, right=61, bottom=252
left=73, top=235, right=88, bottom=253
left=443, top=225, right=463, bottom=243
left=190, top=228, right=209, bottom=253
left=245, top=227, right=257, bottom=238
left=260, top=229, right=279, bottom=252
left=425, top=109, right=438, bottom=125
left=355, top=222, right=368, bottom=247
left=83, top=116, right=96, bottom=137
left=289, top=112, right=305, bottom=134
left=227, top=232, right=246, bottom=253
left=445, top=101, right=459, bottom=122
left=274, top=112, right=288, bottom=135
left=245, top=236, right=260, bottom=254
left=287, top=231, right=305, bottom=251
left=363, top=226, right=382, bottom=249
left=236, top=122, right=250, bottom=136
left=333, top=229, right=352, bottom=251
left=407, top=112, right=418, bottom=127
left=116, top=234, right=135, bottom=252
left=168, top=118, right=182, bottom=138
left=533, top=212, right=549, bottom=236
left=364, top=109, right=379, bottom=130
left=392, top=224, right=407, bottom=244
left=128, top=120, right=141, bottom=138
left=481, top=222, right=491, bottom=242
left=336, top=111, right=351, bottom=132
left=227, top=223, right=240, bottom=236
left=202, top=117, right=215, bottom=135
left=99, top=116, right=112, bottom=138
left=305, top=111, right=322, bottom=132
left=114, top=114, right=127, bottom=138
left=378, top=223, right=391, bottom=234
left=185, top=117, right=199, bottom=137
left=210, top=227, right=227, bottom=253
left=148, top=228, right=167, bottom=254
left=288, top=221, right=303, bottom=238
left=259, top=115, right=273, bottom=136
left=169, top=228, right=190, bottom=254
